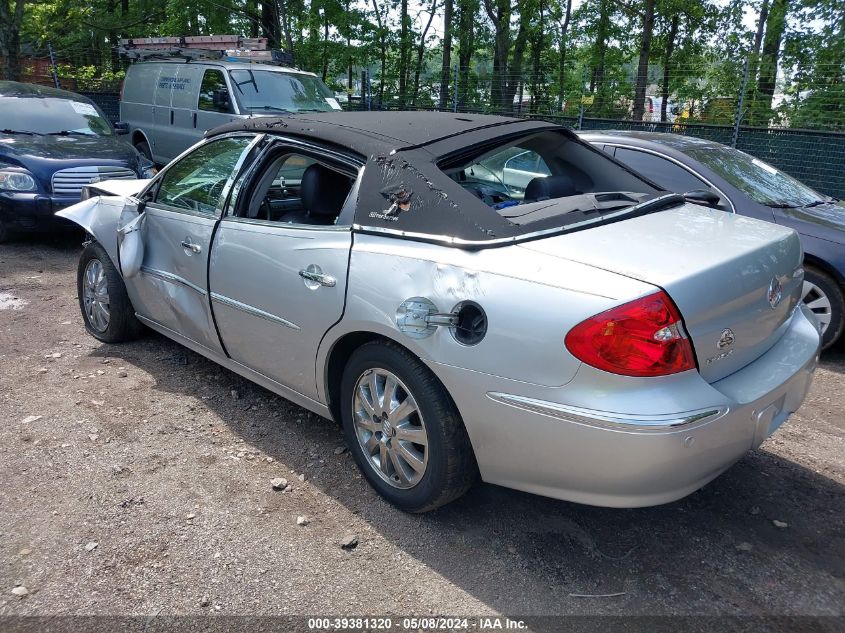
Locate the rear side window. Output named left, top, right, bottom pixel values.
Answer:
left=198, top=69, right=230, bottom=112
left=614, top=148, right=706, bottom=193
left=122, top=64, right=161, bottom=103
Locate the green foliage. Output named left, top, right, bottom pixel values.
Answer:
left=5, top=0, right=841, bottom=129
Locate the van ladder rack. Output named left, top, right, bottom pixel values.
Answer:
left=118, top=36, right=295, bottom=67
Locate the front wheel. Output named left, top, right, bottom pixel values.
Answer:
left=340, top=341, right=478, bottom=512
left=802, top=265, right=844, bottom=350
left=77, top=242, right=144, bottom=343
left=134, top=140, right=153, bottom=162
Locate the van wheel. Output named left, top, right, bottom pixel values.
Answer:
left=134, top=140, right=152, bottom=162
left=77, top=242, right=144, bottom=343
left=340, top=341, right=478, bottom=512
left=803, top=265, right=844, bottom=350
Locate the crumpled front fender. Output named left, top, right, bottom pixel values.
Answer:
left=56, top=196, right=140, bottom=275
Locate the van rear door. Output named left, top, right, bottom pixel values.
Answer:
left=120, top=63, right=161, bottom=151
left=151, top=66, right=175, bottom=163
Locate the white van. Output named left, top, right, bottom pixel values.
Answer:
left=120, top=60, right=342, bottom=164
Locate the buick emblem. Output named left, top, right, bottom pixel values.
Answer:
left=767, top=277, right=783, bottom=309
left=717, top=328, right=735, bottom=349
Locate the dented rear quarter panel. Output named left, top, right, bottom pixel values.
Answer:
left=317, top=232, right=658, bottom=400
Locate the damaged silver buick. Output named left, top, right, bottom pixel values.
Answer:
left=59, top=112, right=821, bottom=512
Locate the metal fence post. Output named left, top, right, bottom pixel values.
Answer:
left=732, top=55, right=751, bottom=148
left=48, top=42, right=60, bottom=89
left=452, top=66, right=458, bottom=113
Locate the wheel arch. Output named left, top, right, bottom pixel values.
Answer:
left=803, top=253, right=845, bottom=287
left=322, top=330, right=447, bottom=427
left=131, top=129, right=151, bottom=151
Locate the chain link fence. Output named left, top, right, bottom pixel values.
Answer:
left=14, top=56, right=845, bottom=198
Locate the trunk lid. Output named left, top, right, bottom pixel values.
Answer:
left=521, top=204, right=805, bottom=382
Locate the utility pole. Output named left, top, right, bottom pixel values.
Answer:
left=48, top=42, right=60, bottom=89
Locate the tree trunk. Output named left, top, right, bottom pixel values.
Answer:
left=321, top=8, right=329, bottom=81
left=631, top=0, right=655, bottom=121
left=412, top=0, right=438, bottom=105
left=483, top=0, right=510, bottom=111
left=660, top=14, right=678, bottom=122
left=261, top=0, right=281, bottom=48
left=438, top=0, right=453, bottom=109
left=0, top=0, right=25, bottom=80
left=529, top=1, right=544, bottom=113
left=502, top=12, right=529, bottom=111
left=398, top=0, right=410, bottom=106
left=457, top=0, right=475, bottom=109
left=556, top=0, right=572, bottom=110
left=590, top=0, right=610, bottom=112
left=754, top=0, right=788, bottom=124
left=370, top=0, right=387, bottom=105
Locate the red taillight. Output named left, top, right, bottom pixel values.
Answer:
left=565, top=290, right=696, bottom=377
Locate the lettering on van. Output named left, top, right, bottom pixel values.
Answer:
left=157, top=76, right=192, bottom=91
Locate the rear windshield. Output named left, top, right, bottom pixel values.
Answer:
left=440, top=130, right=662, bottom=231
left=0, top=96, right=112, bottom=136
left=229, top=69, right=337, bottom=114
left=355, top=128, right=671, bottom=246
left=685, top=146, right=825, bottom=208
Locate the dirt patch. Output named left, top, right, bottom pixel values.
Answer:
left=1, top=235, right=843, bottom=620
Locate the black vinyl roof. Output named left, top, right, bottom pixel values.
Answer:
left=208, top=112, right=632, bottom=248
left=207, top=111, right=558, bottom=157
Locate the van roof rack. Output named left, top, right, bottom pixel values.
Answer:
left=118, top=36, right=295, bottom=67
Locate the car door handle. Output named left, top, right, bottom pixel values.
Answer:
left=299, top=268, right=336, bottom=287
left=180, top=239, right=201, bottom=254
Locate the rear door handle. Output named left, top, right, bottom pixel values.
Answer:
left=180, top=239, right=201, bottom=254
left=299, top=267, right=336, bottom=288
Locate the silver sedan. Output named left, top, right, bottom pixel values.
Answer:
left=59, top=112, right=821, bottom=512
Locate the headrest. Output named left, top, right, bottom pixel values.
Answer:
left=524, top=174, right=578, bottom=202
left=300, top=164, right=352, bottom=217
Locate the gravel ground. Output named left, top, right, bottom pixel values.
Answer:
left=1, top=235, right=844, bottom=624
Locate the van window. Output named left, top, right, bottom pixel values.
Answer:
left=198, top=69, right=231, bottom=113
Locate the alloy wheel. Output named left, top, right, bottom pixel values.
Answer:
left=352, top=367, right=429, bottom=489
left=802, top=280, right=832, bottom=334
left=83, top=259, right=110, bottom=332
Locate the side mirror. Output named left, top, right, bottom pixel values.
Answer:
left=113, top=121, right=130, bottom=135
left=684, top=189, right=721, bottom=207
left=212, top=89, right=231, bottom=112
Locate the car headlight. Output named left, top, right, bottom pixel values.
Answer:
left=0, top=168, right=37, bottom=191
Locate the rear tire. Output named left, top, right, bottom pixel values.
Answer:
left=803, top=265, right=844, bottom=350
left=77, top=242, right=144, bottom=343
left=340, top=340, right=478, bottom=512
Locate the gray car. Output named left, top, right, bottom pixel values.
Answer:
left=578, top=131, right=845, bottom=349
left=58, top=112, right=820, bottom=512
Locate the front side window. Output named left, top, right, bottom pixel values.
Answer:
left=198, top=69, right=231, bottom=112
left=685, top=146, right=825, bottom=208
left=0, top=97, right=112, bottom=136
left=156, top=137, right=253, bottom=214
left=229, top=69, right=337, bottom=114
left=614, top=148, right=707, bottom=193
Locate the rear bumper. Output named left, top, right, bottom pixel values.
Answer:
left=0, top=191, right=79, bottom=232
left=430, top=304, right=820, bottom=507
